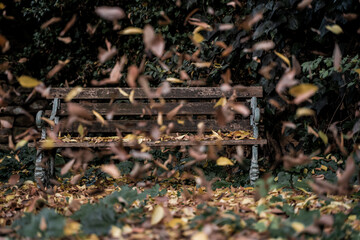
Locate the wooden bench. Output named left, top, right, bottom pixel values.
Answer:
left=30, top=87, right=266, bottom=186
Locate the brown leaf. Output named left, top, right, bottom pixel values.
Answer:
left=57, top=37, right=72, bottom=44
left=101, top=164, right=120, bottom=178
left=297, top=0, right=312, bottom=10
left=239, top=11, right=263, bottom=30
left=231, top=103, right=250, bottom=117
left=218, top=23, right=234, bottom=31
left=47, top=59, right=70, bottom=79
left=70, top=174, right=82, bottom=185
left=95, top=6, right=125, bottom=21
left=343, top=13, right=358, bottom=21
left=276, top=69, right=297, bottom=95
left=333, top=42, right=342, bottom=72
left=143, top=24, right=156, bottom=49
left=258, top=62, right=277, bottom=79
left=150, top=35, right=165, bottom=58
left=41, top=17, right=61, bottom=29
left=127, top=65, right=139, bottom=88
left=60, top=14, right=76, bottom=36
left=39, top=217, right=47, bottom=231
left=98, top=46, right=117, bottom=63
left=67, top=103, right=93, bottom=120
left=61, top=159, right=75, bottom=175
left=0, top=119, right=12, bottom=128
left=166, top=103, right=184, bottom=120
left=281, top=121, right=296, bottom=134
left=8, top=174, right=20, bottom=185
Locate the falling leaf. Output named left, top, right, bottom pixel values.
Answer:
left=127, top=65, right=139, bottom=88
left=129, top=90, right=135, bottom=104
left=67, top=103, right=93, bottom=120
left=157, top=112, right=163, bottom=125
left=276, top=69, right=297, bottom=94
left=274, top=51, right=291, bottom=67
left=119, top=27, right=144, bottom=35
left=41, top=139, right=54, bottom=150
left=151, top=35, right=165, bottom=58
left=0, top=119, right=12, bottom=128
left=65, top=86, right=83, bottom=102
left=307, top=125, right=319, bottom=137
left=333, top=43, right=342, bottom=72
left=239, top=11, right=263, bottom=30
left=78, top=124, right=84, bottom=138
left=166, top=78, right=184, bottom=83
left=61, top=159, right=75, bottom=175
left=39, top=217, right=47, bottom=231
left=167, top=103, right=183, bottom=120
left=282, top=121, right=296, bottom=134
left=291, top=222, right=305, bottom=233
left=151, top=205, right=165, bottom=225
left=354, top=69, right=360, bottom=75
left=0, top=34, right=10, bottom=53
left=289, top=83, right=318, bottom=104
left=192, top=62, right=211, bottom=68
left=193, top=33, right=204, bottom=43
left=17, top=75, right=41, bottom=88
left=118, top=87, right=129, bottom=96
left=64, top=220, right=81, bottom=236
left=47, top=59, right=70, bottom=79
left=8, top=174, right=20, bottom=185
left=95, top=6, right=125, bottom=21
left=15, top=139, right=28, bottom=150
left=249, top=40, right=275, bottom=52
left=296, top=108, right=315, bottom=118
left=191, top=232, right=208, bottom=240
left=231, top=103, right=250, bottom=117
left=216, top=157, right=234, bottom=166
left=326, top=25, right=343, bottom=34
left=57, top=36, right=72, bottom=44
left=214, top=97, right=227, bottom=108
left=218, top=23, right=234, bottom=31
left=98, top=46, right=117, bottom=63
left=318, top=131, right=328, bottom=145
left=92, top=110, right=107, bottom=125
left=41, top=17, right=61, bottom=29
left=101, top=164, right=120, bottom=178
left=60, top=14, right=76, bottom=36
left=297, top=0, right=312, bottom=10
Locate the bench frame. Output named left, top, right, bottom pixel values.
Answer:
left=34, top=88, right=263, bottom=186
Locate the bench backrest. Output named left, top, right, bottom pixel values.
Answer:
left=44, top=87, right=263, bottom=135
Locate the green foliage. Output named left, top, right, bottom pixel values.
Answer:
left=13, top=208, right=65, bottom=238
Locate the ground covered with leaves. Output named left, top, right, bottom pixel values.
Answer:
left=1, top=167, right=360, bottom=239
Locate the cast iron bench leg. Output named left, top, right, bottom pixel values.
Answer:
left=250, top=96, right=260, bottom=185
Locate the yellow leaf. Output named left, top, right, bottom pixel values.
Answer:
left=92, top=110, right=107, bottom=125
left=119, top=27, right=143, bottom=35
left=320, top=165, right=328, bottom=171
left=64, top=220, right=81, bottom=236
left=191, top=232, right=208, bottom=240
left=41, top=139, right=54, bottom=150
left=274, top=51, right=291, bottom=67
left=325, top=24, right=343, bottom=34
left=318, top=130, right=328, bottom=145
left=295, top=108, right=315, bottom=118
left=193, top=26, right=206, bottom=34
left=348, top=215, right=357, bottom=221
left=167, top=218, right=186, bottom=228
left=303, top=168, right=308, bottom=174
left=354, top=69, right=360, bottom=75
left=78, top=124, right=84, bottom=138
left=118, top=87, right=129, bottom=97
left=166, top=77, right=184, bottom=83
left=291, top=222, right=305, bottom=233
left=110, top=226, right=122, bottom=238
left=40, top=117, right=55, bottom=127
left=17, top=75, right=41, bottom=88
left=193, top=33, right=204, bottom=43
left=214, top=97, right=227, bottom=108
left=177, top=119, right=185, bottom=125
left=65, top=86, right=83, bottom=102
left=15, top=139, right=28, bottom=150
left=216, top=157, right=234, bottom=166
left=289, top=84, right=318, bottom=97
left=151, top=205, right=165, bottom=225
left=0, top=3, right=6, bottom=9
left=157, top=112, right=163, bottom=125
left=129, top=89, right=135, bottom=103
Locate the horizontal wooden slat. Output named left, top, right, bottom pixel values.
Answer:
left=64, top=119, right=253, bottom=132
left=48, top=102, right=253, bottom=116
left=29, top=139, right=267, bottom=148
left=48, top=87, right=263, bottom=99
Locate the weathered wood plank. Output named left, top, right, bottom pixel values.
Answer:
left=29, top=139, right=267, bottom=148
left=48, top=102, right=249, bottom=116
left=48, top=87, right=263, bottom=99
left=64, top=119, right=252, bottom=133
